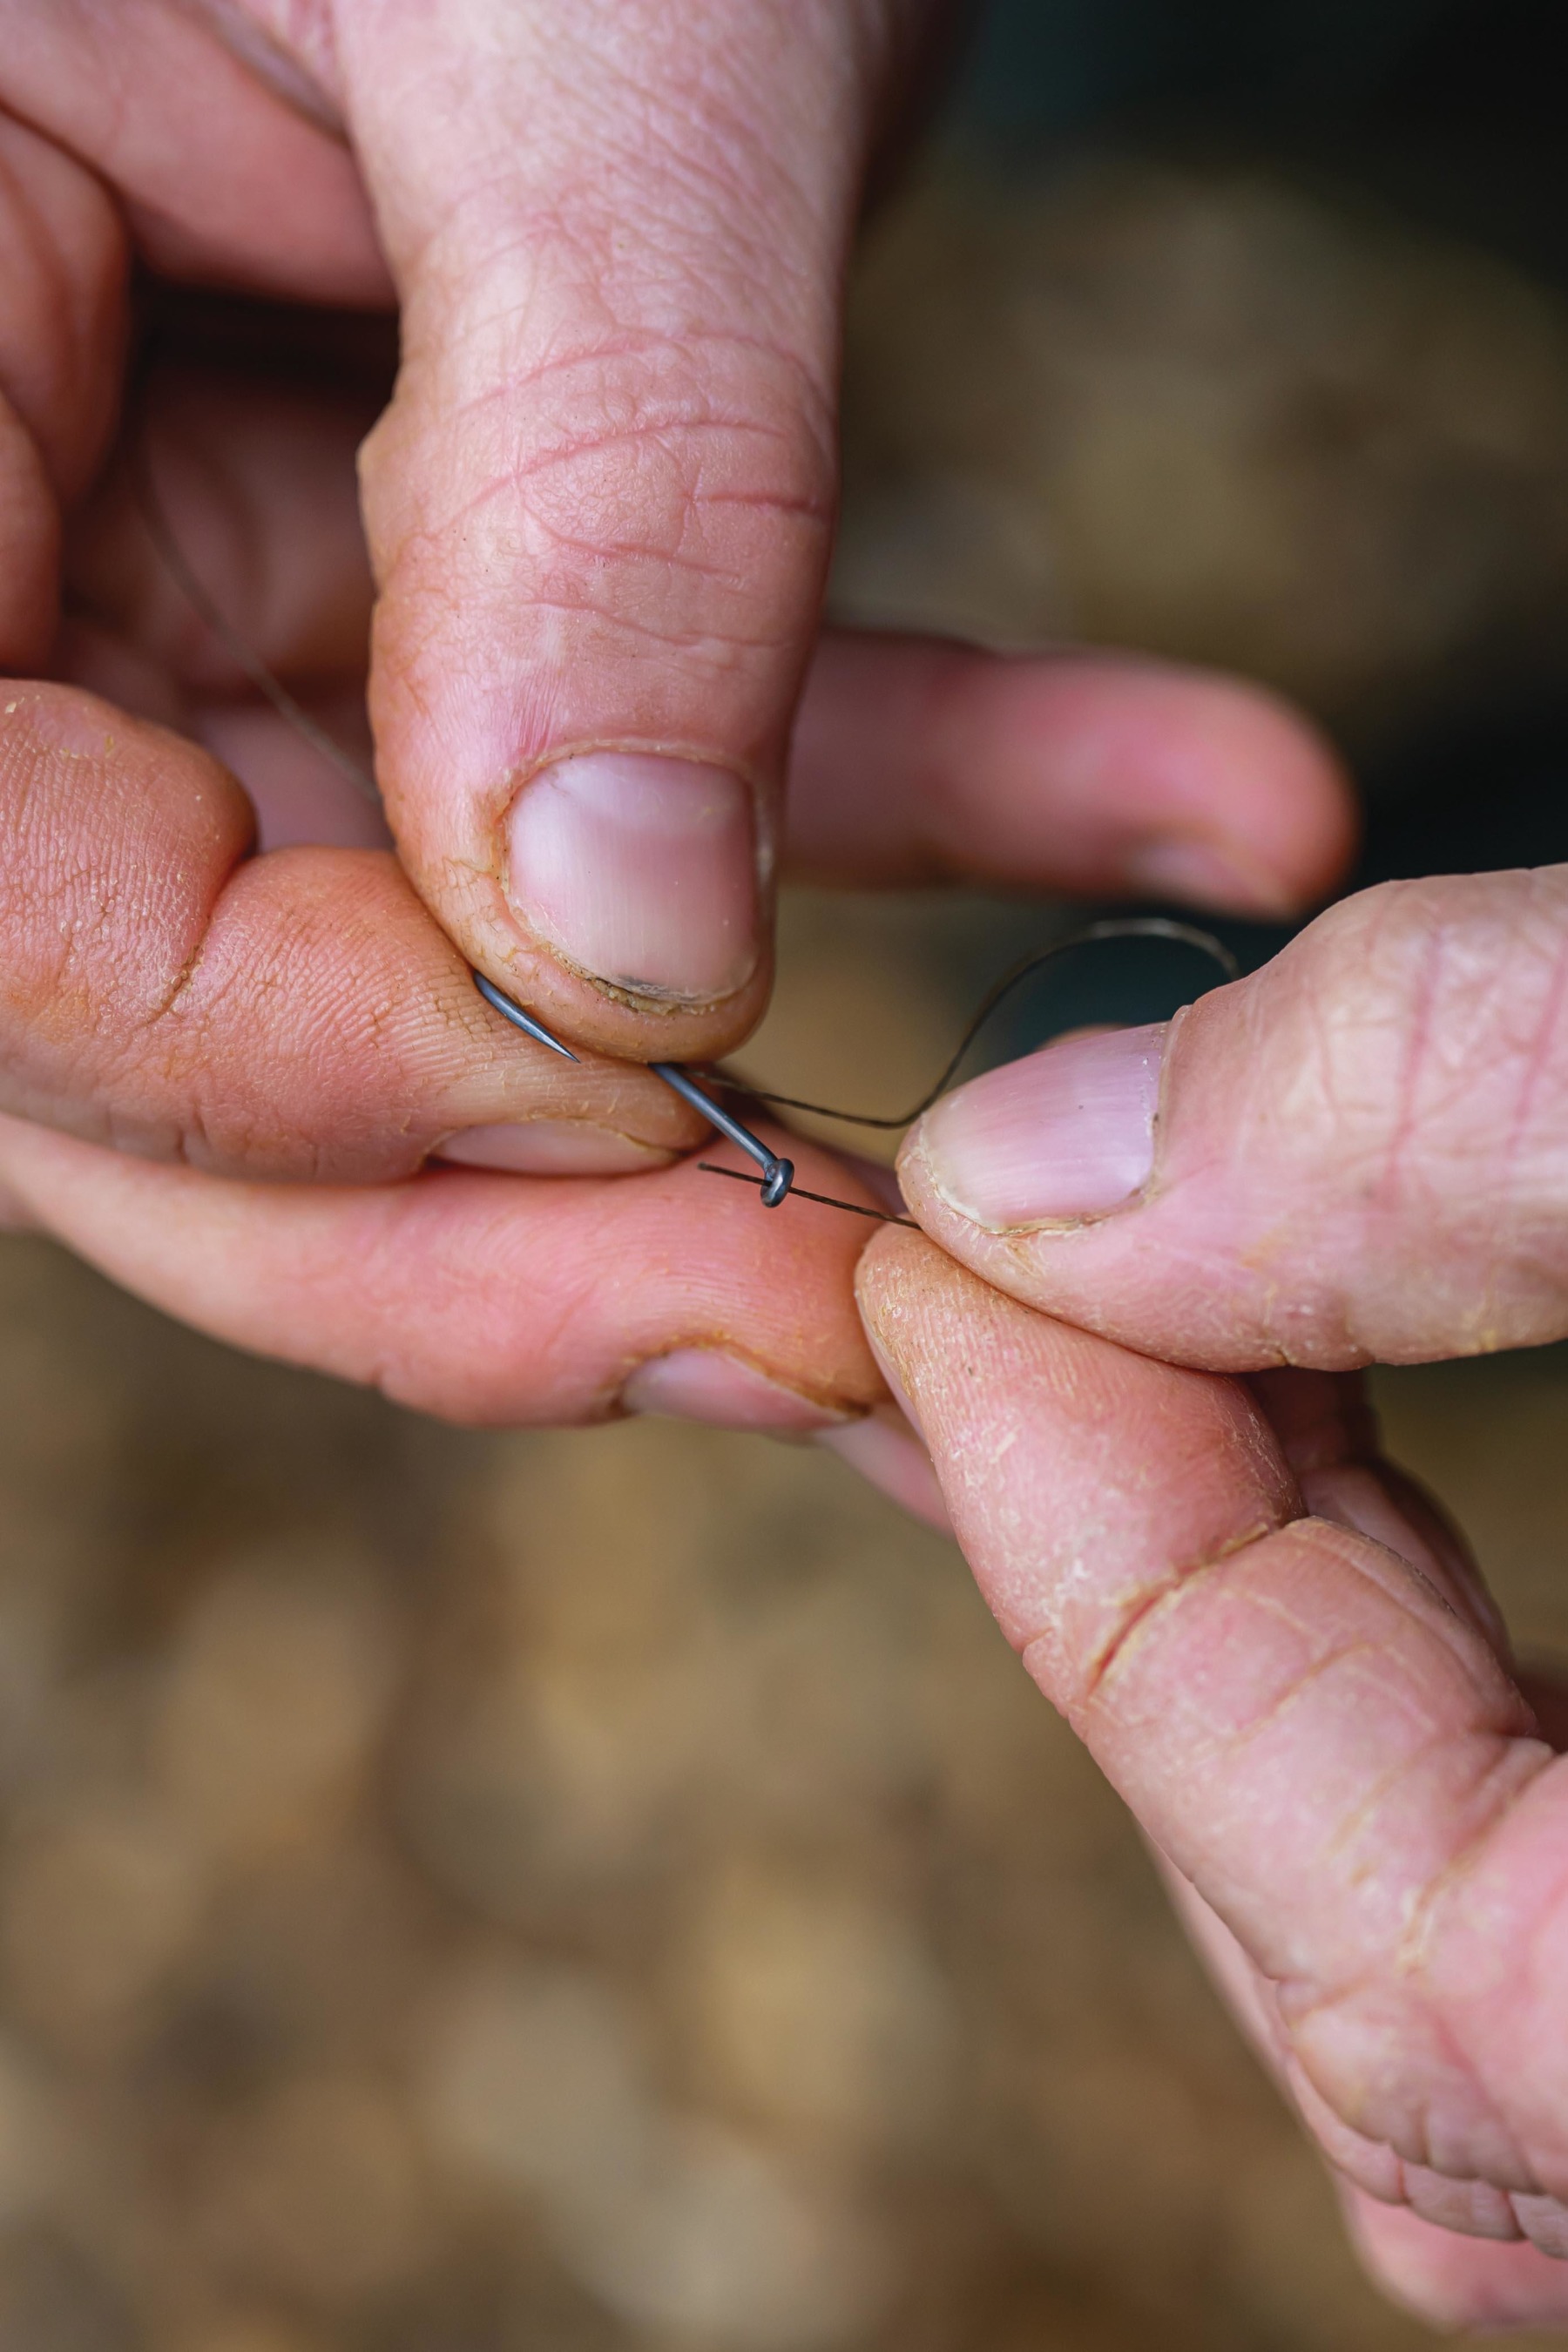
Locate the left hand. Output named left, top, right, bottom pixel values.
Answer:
left=0, top=0, right=1353, bottom=1442
left=0, top=629, right=1348, bottom=1445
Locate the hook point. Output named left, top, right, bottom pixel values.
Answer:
left=472, top=971, right=580, bottom=1061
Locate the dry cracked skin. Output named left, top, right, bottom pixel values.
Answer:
left=10, top=155, right=1568, bottom=2351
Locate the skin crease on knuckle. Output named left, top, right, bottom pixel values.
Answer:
left=855, top=1233, right=1568, bottom=2298
left=1092, top=1524, right=1557, bottom=2210
left=10, top=3, right=1562, bottom=2323
left=1185, top=1826, right=1568, bottom=2278
left=0, top=688, right=703, bottom=1176
left=1173, top=1875, right=1568, bottom=2312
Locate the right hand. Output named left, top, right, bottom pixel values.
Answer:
left=877, top=861, right=1568, bottom=2327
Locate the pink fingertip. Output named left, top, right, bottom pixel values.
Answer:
left=621, top=1348, right=848, bottom=1434
left=819, top=1408, right=952, bottom=1532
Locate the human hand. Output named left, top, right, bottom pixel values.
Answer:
left=9, top=0, right=969, bottom=1067
left=868, top=866, right=1568, bottom=2326
left=5, top=0, right=1349, bottom=1080
left=0, top=1, right=1355, bottom=1437
left=0, top=636, right=1348, bottom=1440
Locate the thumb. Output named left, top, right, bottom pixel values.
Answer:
left=899, top=867, right=1568, bottom=1369
left=335, top=0, right=912, bottom=1059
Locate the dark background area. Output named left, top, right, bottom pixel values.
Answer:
left=958, top=0, right=1568, bottom=909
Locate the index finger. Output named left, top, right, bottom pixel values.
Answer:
left=0, top=686, right=700, bottom=1179
left=857, top=1233, right=1568, bottom=2227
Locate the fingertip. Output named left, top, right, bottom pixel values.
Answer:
left=1342, top=2187, right=1568, bottom=2328
left=999, top=657, right=1360, bottom=916
left=1139, top=668, right=1360, bottom=915
left=789, top=633, right=1358, bottom=913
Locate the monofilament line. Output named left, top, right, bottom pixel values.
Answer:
left=697, top=1164, right=917, bottom=1227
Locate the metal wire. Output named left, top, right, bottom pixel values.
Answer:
left=130, top=445, right=384, bottom=809
left=472, top=970, right=579, bottom=1062
left=651, top=1066, right=794, bottom=1204
left=712, top=918, right=1240, bottom=1130
left=135, top=461, right=1239, bottom=1225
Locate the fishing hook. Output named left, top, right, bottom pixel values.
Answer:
left=471, top=974, right=797, bottom=1207
left=470, top=918, right=1238, bottom=1221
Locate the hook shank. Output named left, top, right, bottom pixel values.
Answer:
left=469, top=973, right=794, bottom=1205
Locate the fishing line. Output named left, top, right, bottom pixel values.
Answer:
left=699, top=1164, right=918, bottom=1227
left=137, top=461, right=1239, bottom=1227
left=131, top=448, right=384, bottom=810
left=712, top=917, right=1239, bottom=1129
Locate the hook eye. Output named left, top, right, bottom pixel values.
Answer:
left=760, top=1158, right=794, bottom=1207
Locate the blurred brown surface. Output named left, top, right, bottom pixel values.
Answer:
left=838, top=157, right=1568, bottom=753
left=4, top=891, right=1568, bottom=2352
left=10, top=152, right=1568, bottom=2349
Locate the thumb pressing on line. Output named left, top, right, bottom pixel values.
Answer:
left=899, top=867, right=1568, bottom=1370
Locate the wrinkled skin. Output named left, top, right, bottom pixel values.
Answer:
left=877, top=868, right=1568, bottom=2329
left=21, top=3, right=1522, bottom=2322
left=0, top=0, right=1352, bottom=1447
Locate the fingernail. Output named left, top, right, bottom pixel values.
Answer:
left=506, top=754, right=759, bottom=1000
left=914, top=1024, right=1166, bottom=1231
left=621, top=1348, right=849, bottom=1434
left=434, top=1120, right=670, bottom=1175
left=1122, top=835, right=1293, bottom=916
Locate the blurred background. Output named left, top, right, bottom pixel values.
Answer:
left=10, top=2, right=1568, bottom=2345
